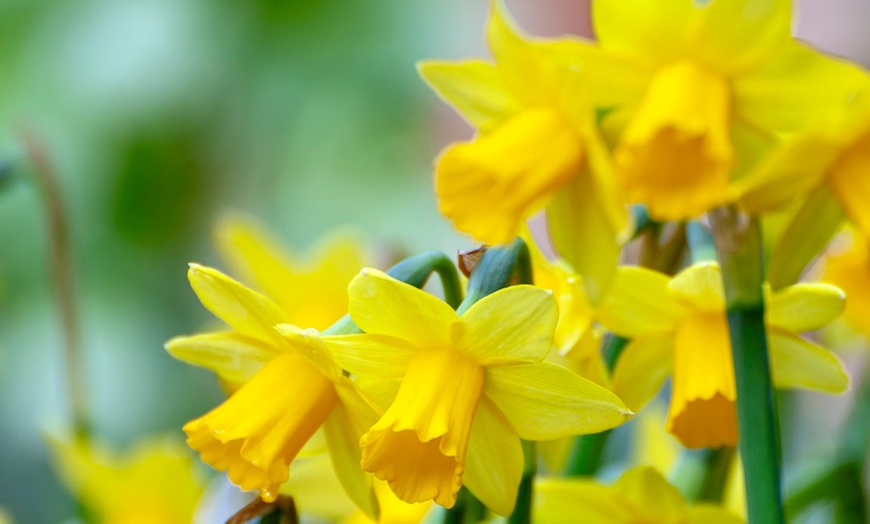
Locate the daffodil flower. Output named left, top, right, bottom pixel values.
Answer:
left=214, top=213, right=366, bottom=330
left=48, top=435, right=205, bottom=524
left=598, top=262, right=848, bottom=448
left=322, top=268, right=630, bottom=514
left=823, top=229, right=870, bottom=337
left=576, top=0, right=868, bottom=220
left=420, top=1, right=626, bottom=303
left=166, top=265, right=379, bottom=517
left=534, top=467, right=743, bottom=523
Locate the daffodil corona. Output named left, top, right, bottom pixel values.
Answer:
left=324, top=268, right=630, bottom=514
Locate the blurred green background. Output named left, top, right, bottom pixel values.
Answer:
left=0, top=0, right=591, bottom=521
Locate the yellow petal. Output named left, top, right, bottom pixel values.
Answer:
left=460, top=285, right=557, bottom=365
left=279, top=456, right=359, bottom=521
left=768, top=329, right=849, bottom=394
left=767, top=185, right=844, bottom=290
left=597, top=266, right=683, bottom=337
left=668, top=313, right=737, bottom=449
left=417, top=60, right=520, bottom=132
left=187, top=264, right=287, bottom=347
left=485, top=361, right=630, bottom=440
left=323, top=401, right=379, bottom=520
left=185, top=352, right=337, bottom=502
left=534, top=477, right=627, bottom=523
left=611, top=333, right=674, bottom=413
left=615, top=60, right=733, bottom=220
left=321, top=334, right=416, bottom=380
left=823, top=232, right=870, bottom=336
left=435, top=109, right=584, bottom=245
left=547, top=170, right=621, bottom=305
left=613, top=467, right=687, bottom=521
left=828, top=123, right=870, bottom=239
left=766, top=283, right=845, bottom=333
left=462, top=398, right=524, bottom=516
left=360, top=348, right=484, bottom=508
left=348, top=268, right=457, bottom=348
left=686, top=506, right=745, bottom=524
left=735, top=132, right=839, bottom=213
left=734, top=42, right=870, bottom=135
left=668, top=263, right=725, bottom=313
left=165, top=332, right=274, bottom=385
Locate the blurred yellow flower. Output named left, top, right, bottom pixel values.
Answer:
left=822, top=229, right=870, bottom=337
left=598, top=262, right=848, bottom=448
left=323, top=268, right=630, bottom=514
left=48, top=435, right=204, bottom=524
left=167, top=265, right=379, bottom=517
left=578, top=0, right=867, bottom=220
left=420, top=1, right=625, bottom=303
left=214, top=213, right=366, bottom=330
left=534, top=467, right=743, bottom=524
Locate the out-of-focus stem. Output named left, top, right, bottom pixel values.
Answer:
left=507, top=440, right=536, bottom=524
left=23, top=133, right=89, bottom=437
left=711, top=206, right=783, bottom=524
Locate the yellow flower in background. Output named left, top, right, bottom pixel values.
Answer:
left=321, top=269, right=630, bottom=514
left=577, top=0, right=868, bottom=220
left=48, top=435, right=204, bottom=524
left=822, top=229, right=870, bottom=337
left=598, top=262, right=848, bottom=448
left=534, top=467, right=743, bottom=524
left=0, top=507, right=9, bottom=524
left=166, top=265, right=379, bottom=517
left=420, top=1, right=626, bottom=303
left=214, top=213, right=366, bottom=330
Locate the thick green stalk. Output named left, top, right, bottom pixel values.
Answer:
left=508, top=440, right=536, bottom=524
left=711, top=207, right=783, bottom=524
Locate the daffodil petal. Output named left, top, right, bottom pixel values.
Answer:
left=321, top=334, right=416, bottom=379
left=735, top=42, right=870, bottom=134
left=597, top=266, right=682, bottom=337
left=687, top=505, right=745, bottom=524
left=766, top=283, right=845, bottom=333
left=548, top=170, right=621, bottom=305
left=614, top=467, right=687, bottom=518
left=348, top=268, right=457, bottom=347
left=768, top=330, right=848, bottom=394
left=767, top=186, right=844, bottom=290
left=165, top=332, right=275, bottom=385
left=278, top=456, right=359, bottom=520
left=668, top=263, right=725, bottom=313
left=611, top=333, right=674, bottom=413
left=534, top=478, right=627, bottom=523
left=417, top=60, right=519, bottom=131
left=485, top=362, right=630, bottom=440
left=462, top=398, right=523, bottom=517
left=460, top=285, right=557, bottom=365
left=323, top=397, right=380, bottom=521
left=187, top=264, right=287, bottom=346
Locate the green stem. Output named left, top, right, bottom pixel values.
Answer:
left=672, top=447, right=735, bottom=503
left=711, top=207, right=783, bottom=524
left=508, top=440, right=536, bottom=524
left=327, top=250, right=463, bottom=334
left=457, top=239, right=530, bottom=314
left=23, top=134, right=89, bottom=438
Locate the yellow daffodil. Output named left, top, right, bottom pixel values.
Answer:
left=420, top=1, right=625, bottom=303
left=822, top=229, right=870, bottom=337
left=534, top=467, right=743, bottom=524
left=598, top=262, right=848, bottom=448
left=321, top=269, right=630, bottom=514
left=577, top=0, right=868, bottom=220
left=214, top=213, right=366, bottom=330
left=166, top=265, right=379, bottom=517
left=48, top=435, right=204, bottom=524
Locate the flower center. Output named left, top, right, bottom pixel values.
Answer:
left=616, top=60, right=733, bottom=220
left=667, top=312, right=737, bottom=448
left=360, top=347, right=485, bottom=508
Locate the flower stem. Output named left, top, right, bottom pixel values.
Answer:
left=711, top=207, right=783, bottom=524
left=23, top=133, right=89, bottom=438
left=508, top=440, right=536, bottom=524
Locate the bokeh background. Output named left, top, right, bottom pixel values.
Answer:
left=0, top=0, right=867, bottom=522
